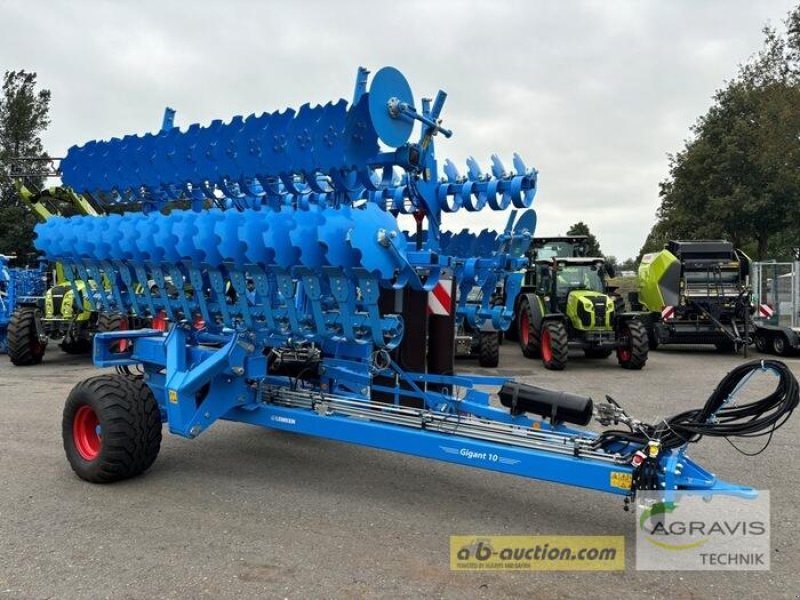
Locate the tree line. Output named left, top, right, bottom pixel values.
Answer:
left=640, top=5, right=800, bottom=262
left=0, top=70, right=50, bottom=262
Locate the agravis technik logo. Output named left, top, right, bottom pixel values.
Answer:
left=636, top=491, right=770, bottom=570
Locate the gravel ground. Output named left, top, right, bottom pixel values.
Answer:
left=1, top=344, right=798, bottom=599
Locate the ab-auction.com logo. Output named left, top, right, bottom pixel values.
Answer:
left=456, top=539, right=613, bottom=562
left=635, top=491, right=770, bottom=571
left=450, top=536, right=624, bottom=571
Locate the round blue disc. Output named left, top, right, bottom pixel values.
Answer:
left=368, top=66, right=415, bottom=148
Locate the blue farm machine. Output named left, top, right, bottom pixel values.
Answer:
left=5, top=183, right=146, bottom=365
left=0, top=255, right=47, bottom=354
left=439, top=210, right=537, bottom=368
left=37, top=66, right=798, bottom=508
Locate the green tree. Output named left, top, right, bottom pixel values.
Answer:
left=618, top=257, right=638, bottom=271
left=637, top=220, right=670, bottom=261
left=649, top=7, right=800, bottom=261
left=0, top=70, right=51, bottom=261
left=566, top=221, right=603, bottom=256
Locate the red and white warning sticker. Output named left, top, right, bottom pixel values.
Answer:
left=427, top=280, right=452, bottom=316
left=758, top=304, right=774, bottom=318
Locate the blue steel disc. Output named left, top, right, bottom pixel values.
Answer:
left=508, top=208, right=537, bottom=256
left=318, top=206, right=358, bottom=269
left=264, top=211, right=300, bottom=268
left=513, top=209, right=537, bottom=236
left=475, top=230, right=498, bottom=257
left=348, top=203, right=406, bottom=279
left=342, top=95, right=380, bottom=172
left=289, top=207, right=326, bottom=268
left=368, top=66, right=414, bottom=148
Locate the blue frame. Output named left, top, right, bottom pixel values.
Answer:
left=94, top=329, right=756, bottom=498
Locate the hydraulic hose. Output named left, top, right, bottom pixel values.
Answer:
left=596, top=359, right=799, bottom=453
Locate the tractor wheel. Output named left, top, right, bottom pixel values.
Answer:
left=773, top=334, right=789, bottom=356
left=97, top=312, right=130, bottom=353
left=63, top=374, right=162, bottom=483
left=540, top=321, right=569, bottom=371
left=754, top=333, right=768, bottom=353
left=478, top=331, right=500, bottom=368
left=518, top=299, right=540, bottom=359
left=617, top=321, right=648, bottom=370
left=584, top=348, right=613, bottom=359
left=7, top=309, right=46, bottom=366
left=714, top=340, right=737, bottom=353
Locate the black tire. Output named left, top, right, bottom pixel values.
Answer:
left=478, top=331, right=500, bottom=368
left=714, top=340, right=737, bottom=353
left=63, top=374, right=162, bottom=483
left=7, top=309, right=46, bottom=366
left=617, top=320, right=648, bottom=370
left=504, top=319, right=518, bottom=342
left=646, top=325, right=660, bottom=350
left=518, top=299, right=540, bottom=359
left=96, top=312, right=130, bottom=353
left=773, top=334, right=789, bottom=356
left=755, top=333, right=768, bottom=353
left=97, top=312, right=126, bottom=332
left=540, top=320, right=569, bottom=370
left=584, top=348, right=613, bottom=359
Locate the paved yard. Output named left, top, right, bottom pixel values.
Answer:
left=1, top=344, right=798, bottom=599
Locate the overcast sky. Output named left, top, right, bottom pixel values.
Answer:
left=1, top=0, right=796, bottom=259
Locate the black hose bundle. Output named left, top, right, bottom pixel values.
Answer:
left=596, top=359, right=799, bottom=453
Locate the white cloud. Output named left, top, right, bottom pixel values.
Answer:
left=1, top=0, right=795, bottom=258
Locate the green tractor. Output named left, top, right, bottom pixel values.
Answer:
left=7, top=274, right=128, bottom=365
left=7, top=183, right=130, bottom=366
left=513, top=236, right=648, bottom=370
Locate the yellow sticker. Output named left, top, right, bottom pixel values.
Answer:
left=610, top=471, right=632, bottom=490
left=168, top=389, right=178, bottom=404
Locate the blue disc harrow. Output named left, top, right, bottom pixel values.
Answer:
left=38, top=66, right=796, bottom=505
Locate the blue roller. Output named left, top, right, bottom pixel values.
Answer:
left=35, top=202, right=413, bottom=347
left=39, top=66, right=539, bottom=344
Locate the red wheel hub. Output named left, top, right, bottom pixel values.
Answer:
left=151, top=310, right=168, bottom=332
left=541, top=328, right=553, bottom=362
left=617, top=329, right=632, bottom=362
left=73, top=405, right=102, bottom=461
left=520, top=311, right=530, bottom=347
left=118, top=316, right=130, bottom=353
